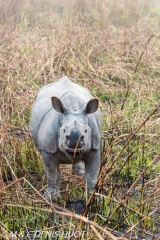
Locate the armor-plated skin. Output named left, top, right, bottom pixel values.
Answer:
left=30, top=76, right=102, bottom=200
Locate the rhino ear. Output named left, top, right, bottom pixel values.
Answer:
left=85, top=99, right=99, bottom=114
left=51, top=96, right=65, bottom=113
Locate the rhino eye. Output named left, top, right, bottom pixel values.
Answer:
left=63, top=129, right=66, bottom=133
left=85, top=129, right=87, bottom=133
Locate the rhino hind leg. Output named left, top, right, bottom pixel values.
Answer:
left=72, top=162, right=85, bottom=175
left=41, top=151, right=61, bottom=201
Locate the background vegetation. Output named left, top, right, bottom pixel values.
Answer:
left=0, top=0, right=160, bottom=239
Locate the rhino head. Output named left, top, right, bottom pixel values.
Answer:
left=51, top=96, right=99, bottom=160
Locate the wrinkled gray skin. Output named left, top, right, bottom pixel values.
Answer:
left=30, top=76, right=102, bottom=200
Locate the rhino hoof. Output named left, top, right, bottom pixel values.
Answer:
left=44, top=190, right=61, bottom=202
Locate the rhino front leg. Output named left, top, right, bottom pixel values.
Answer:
left=56, top=164, right=61, bottom=193
left=84, top=150, right=101, bottom=195
left=41, top=151, right=61, bottom=201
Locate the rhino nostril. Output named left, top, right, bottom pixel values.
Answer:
left=66, top=135, right=69, bottom=139
left=81, top=135, right=84, bottom=139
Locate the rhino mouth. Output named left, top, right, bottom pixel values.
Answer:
left=65, top=146, right=84, bottom=156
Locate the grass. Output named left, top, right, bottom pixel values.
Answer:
left=0, top=0, right=160, bottom=239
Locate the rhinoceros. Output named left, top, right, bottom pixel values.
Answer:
left=30, top=76, right=102, bottom=200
